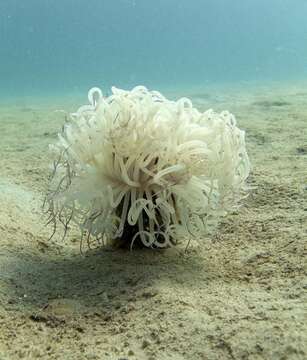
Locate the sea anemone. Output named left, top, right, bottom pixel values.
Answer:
left=45, top=85, right=250, bottom=250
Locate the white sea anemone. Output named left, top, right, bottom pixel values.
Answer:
left=45, top=85, right=250, bottom=249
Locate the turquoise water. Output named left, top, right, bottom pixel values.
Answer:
left=1, top=0, right=307, bottom=98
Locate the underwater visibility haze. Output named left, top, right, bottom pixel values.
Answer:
left=1, top=0, right=307, bottom=97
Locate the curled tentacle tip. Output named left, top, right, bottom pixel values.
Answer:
left=88, top=87, right=103, bottom=107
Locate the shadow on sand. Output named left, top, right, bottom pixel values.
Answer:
left=0, top=243, right=210, bottom=318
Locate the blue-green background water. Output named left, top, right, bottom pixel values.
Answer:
left=1, top=0, right=307, bottom=98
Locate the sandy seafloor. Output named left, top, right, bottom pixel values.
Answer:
left=0, top=82, right=306, bottom=360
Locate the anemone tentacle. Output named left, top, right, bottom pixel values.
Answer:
left=46, top=85, right=250, bottom=249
